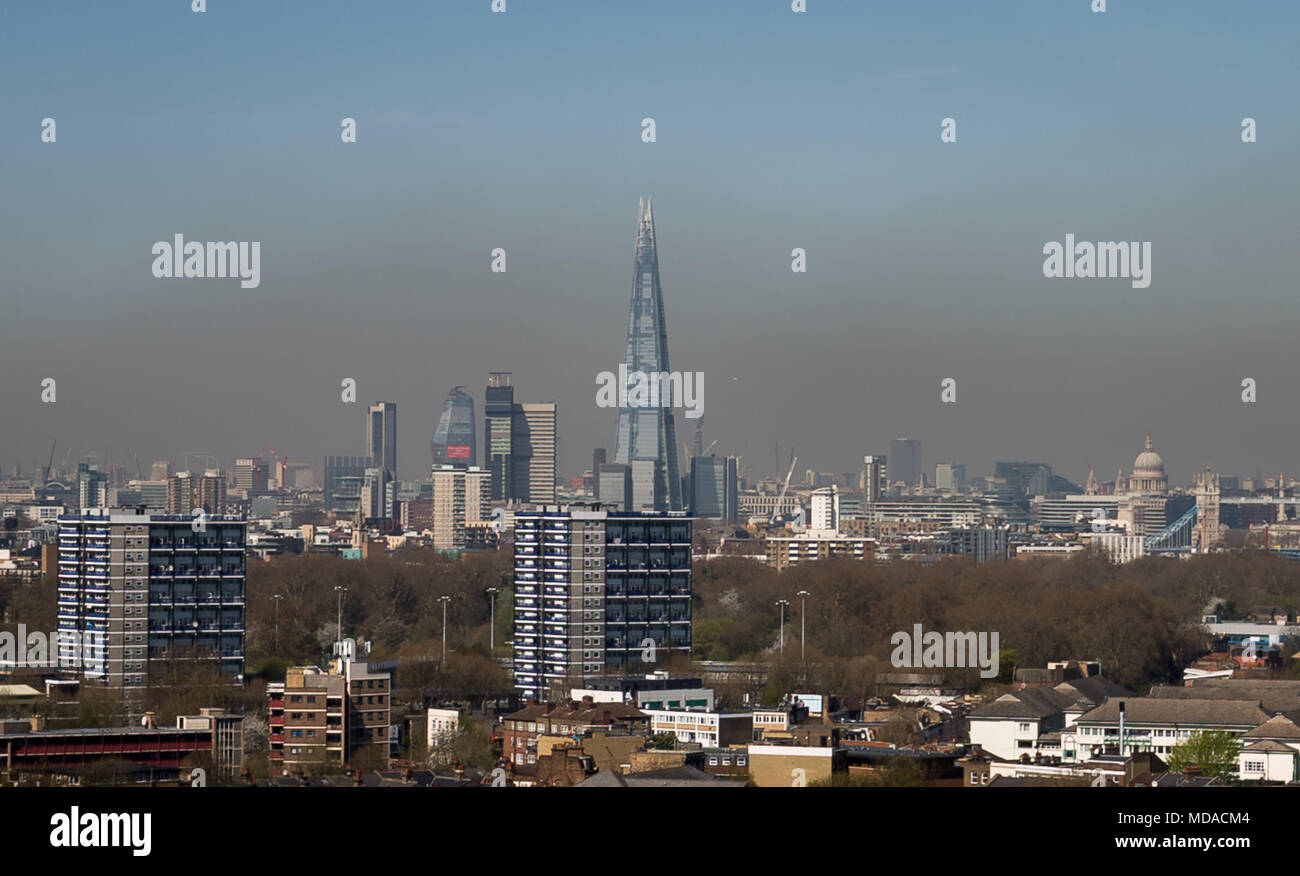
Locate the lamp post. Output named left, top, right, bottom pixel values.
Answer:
left=333, top=585, right=347, bottom=647
left=775, top=599, right=789, bottom=660
left=486, top=586, right=499, bottom=651
left=439, top=595, right=451, bottom=664
left=797, top=590, right=809, bottom=665
left=272, top=593, right=282, bottom=654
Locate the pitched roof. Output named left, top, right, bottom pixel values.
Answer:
left=504, top=700, right=647, bottom=725
left=1242, top=739, right=1297, bottom=753
left=575, top=765, right=740, bottom=788
left=971, top=686, right=1074, bottom=720
left=1243, top=714, right=1300, bottom=740
left=1076, top=697, right=1271, bottom=728
left=1058, top=676, right=1132, bottom=706
left=1152, top=679, right=1300, bottom=716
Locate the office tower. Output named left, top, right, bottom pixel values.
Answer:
left=689, top=455, right=738, bottom=522
left=430, top=465, right=491, bottom=550
left=483, top=372, right=557, bottom=504
left=598, top=464, right=632, bottom=511
left=613, top=198, right=682, bottom=512
left=519, top=402, right=558, bottom=504
left=134, top=480, right=168, bottom=510
left=629, top=459, right=662, bottom=512
left=282, top=461, right=315, bottom=490
left=366, top=402, right=398, bottom=476
left=360, top=467, right=395, bottom=521
left=323, top=456, right=372, bottom=515
left=592, top=448, right=607, bottom=499
left=484, top=372, right=515, bottom=500
left=233, top=457, right=269, bottom=493
left=995, top=461, right=1055, bottom=496
left=57, top=507, right=246, bottom=689
left=935, top=463, right=966, bottom=492
left=512, top=506, right=692, bottom=701
left=862, top=455, right=888, bottom=503
left=268, top=650, right=391, bottom=772
left=77, top=462, right=108, bottom=511
left=166, top=470, right=227, bottom=515
left=150, top=461, right=171, bottom=481
left=889, top=438, right=922, bottom=488
left=725, top=456, right=739, bottom=522
left=432, top=386, right=477, bottom=467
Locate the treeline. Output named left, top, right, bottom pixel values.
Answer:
left=693, top=551, right=1300, bottom=692
left=245, top=547, right=513, bottom=669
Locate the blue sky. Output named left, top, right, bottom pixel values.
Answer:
left=2, top=1, right=1297, bottom=484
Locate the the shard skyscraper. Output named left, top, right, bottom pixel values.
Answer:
left=613, top=197, right=682, bottom=511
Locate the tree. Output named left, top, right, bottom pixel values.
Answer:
left=649, top=732, right=677, bottom=750
left=1166, top=730, right=1241, bottom=781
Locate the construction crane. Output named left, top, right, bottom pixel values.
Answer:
left=680, top=439, right=720, bottom=466
left=45, top=440, right=57, bottom=484
left=770, top=455, right=798, bottom=524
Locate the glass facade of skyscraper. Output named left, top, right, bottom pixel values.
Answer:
left=432, top=386, right=477, bottom=467
left=613, top=198, right=682, bottom=512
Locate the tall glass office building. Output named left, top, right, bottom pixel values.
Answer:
left=432, top=386, right=477, bottom=467
left=613, top=197, right=682, bottom=511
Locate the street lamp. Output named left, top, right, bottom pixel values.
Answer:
left=796, top=590, right=810, bottom=665
left=439, top=595, right=452, bottom=663
left=272, top=593, right=282, bottom=654
left=486, top=587, right=500, bottom=651
left=333, top=585, right=347, bottom=647
left=775, top=599, right=789, bottom=660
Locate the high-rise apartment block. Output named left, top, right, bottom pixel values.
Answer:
left=862, top=454, right=888, bottom=503
left=519, top=402, right=557, bottom=503
left=512, top=506, right=692, bottom=701
left=430, top=464, right=491, bottom=550
left=165, top=470, right=227, bottom=516
left=233, top=457, right=269, bottom=493
left=57, top=508, right=246, bottom=689
left=77, top=462, right=108, bottom=511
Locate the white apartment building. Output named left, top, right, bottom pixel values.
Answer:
left=646, top=709, right=753, bottom=748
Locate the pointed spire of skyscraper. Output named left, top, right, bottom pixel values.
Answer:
left=614, top=196, right=681, bottom=511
